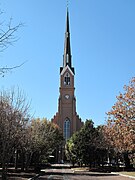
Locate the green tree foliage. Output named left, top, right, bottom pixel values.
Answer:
left=20, top=118, right=64, bottom=171
left=65, top=131, right=80, bottom=166
left=66, top=120, right=107, bottom=167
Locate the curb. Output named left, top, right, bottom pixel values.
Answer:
left=28, top=173, right=40, bottom=180
left=112, top=172, right=135, bottom=179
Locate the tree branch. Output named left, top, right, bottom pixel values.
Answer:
left=0, top=61, right=27, bottom=77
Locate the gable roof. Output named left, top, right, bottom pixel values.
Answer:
left=60, top=65, right=74, bottom=76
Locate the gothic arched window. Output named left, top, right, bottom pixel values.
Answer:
left=64, top=72, right=70, bottom=85
left=64, top=118, right=70, bottom=141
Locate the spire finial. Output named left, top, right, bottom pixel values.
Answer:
left=63, top=2, right=72, bottom=69
left=60, top=1, right=75, bottom=74
left=67, top=0, right=69, bottom=9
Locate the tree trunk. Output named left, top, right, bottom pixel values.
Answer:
left=15, top=149, right=19, bottom=170
left=21, top=151, right=25, bottom=171
left=34, top=153, right=40, bottom=173
left=25, top=152, right=32, bottom=171
left=72, top=161, right=75, bottom=167
left=124, top=152, right=131, bottom=170
left=2, top=162, right=7, bottom=180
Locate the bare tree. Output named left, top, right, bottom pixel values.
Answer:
left=0, top=9, right=23, bottom=76
left=0, top=88, right=30, bottom=179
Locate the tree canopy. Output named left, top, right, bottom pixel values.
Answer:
left=66, top=119, right=107, bottom=167
left=104, top=77, right=135, bottom=153
left=103, top=77, right=135, bottom=168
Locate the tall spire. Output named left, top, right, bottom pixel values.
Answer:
left=63, top=8, right=72, bottom=68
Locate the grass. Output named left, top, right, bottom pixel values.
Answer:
left=71, top=167, right=135, bottom=177
left=119, top=171, right=135, bottom=177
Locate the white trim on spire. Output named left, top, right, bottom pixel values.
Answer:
left=60, top=65, right=74, bottom=76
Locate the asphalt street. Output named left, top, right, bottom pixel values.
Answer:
left=37, top=164, right=132, bottom=180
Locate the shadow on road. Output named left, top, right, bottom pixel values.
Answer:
left=37, top=164, right=122, bottom=180
left=41, top=171, right=118, bottom=176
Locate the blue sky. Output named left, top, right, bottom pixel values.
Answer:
left=0, top=0, right=135, bottom=126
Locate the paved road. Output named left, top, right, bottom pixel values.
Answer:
left=37, top=165, right=133, bottom=180
left=38, top=175, right=132, bottom=180
left=38, top=174, right=132, bottom=180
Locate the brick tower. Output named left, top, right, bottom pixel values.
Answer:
left=52, top=9, right=83, bottom=141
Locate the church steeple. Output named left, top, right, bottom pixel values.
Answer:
left=61, top=8, right=74, bottom=74
left=52, top=5, right=83, bottom=144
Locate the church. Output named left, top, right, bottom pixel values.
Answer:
left=52, top=9, right=83, bottom=141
